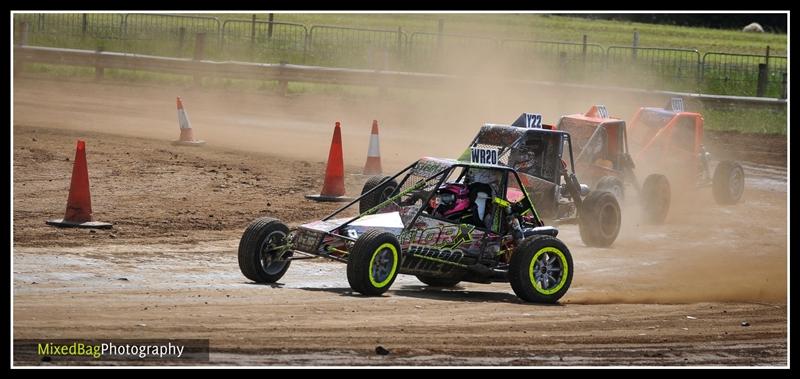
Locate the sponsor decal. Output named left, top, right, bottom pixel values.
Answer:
left=399, top=223, right=475, bottom=249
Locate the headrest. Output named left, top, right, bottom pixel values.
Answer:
left=511, top=113, right=543, bottom=128
left=584, top=105, right=609, bottom=119
left=666, top=97, right=684, bottom=112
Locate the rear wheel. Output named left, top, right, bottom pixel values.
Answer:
left=347, top=230, right=401, bottom=296
left=359, top=175, right=398, bottom=213
left=416, top=275, right=462, bottom=287
left=238, top=217, right=292, bottom=283
left=579, top=190, right=621, bottom=248
left=713, top=161, right=745, bottom=205
left=509, top=236, right=573, bottom=303
left=641, top=174, right=671, bottom=224
left=595, top=176, right=625, bottom=204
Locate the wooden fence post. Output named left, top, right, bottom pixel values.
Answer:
left=378, top=49, right=389, bottom=98
left=251, top=14, right=256, bottom=44
left=436, top=19, right=444, bottom=52
left=396, top=26, right=403, bottom=68
left=193, top=32, right=206, bottom=86
left=756, top=63, right=768, bottom=97
left=278, top=61, right=288, bottom=96
left=15, top=21, right=30, bottom=77
left=765, top=45, right=771, bottom=67
left=582, top=34, right=587, bottom=63
left=178, top=27, right=186, bottom=53
left=559, top=51, right=567, bottom=81
left=780, top=73, right=787, bottom=99
left=267, top=13, right=274, bottom=40
left=19, top=21, right=29, bottom=46
left=95, top=47, right=105, bottom=81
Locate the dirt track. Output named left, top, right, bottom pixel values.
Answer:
left=12, top=77, right=788, bottom=366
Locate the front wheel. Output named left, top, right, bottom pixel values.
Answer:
left=713, top=160, right=745, bottom=205
left=238, top=217, right=292, bottom=283
left=509, top=236, right=573, bottom=303
left=347, top=230, right=401, bottom=296
left=579, top=190, right=621, bottom=248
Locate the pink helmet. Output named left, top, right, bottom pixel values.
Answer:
left=430, top=183, right=471, bottom=217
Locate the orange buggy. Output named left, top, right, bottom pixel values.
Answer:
left=552, top=105, right=672, bottom=224
left=627, top=98, right=745, bottom=205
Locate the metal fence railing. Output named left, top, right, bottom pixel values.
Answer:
left=121, top=14, right=222, bottom=58
left=14, top=13, right=125, bottom=39
left=499, top=39, right=606, bottom=82
left=307, top=25, right=407, bottom=69
left=407, top=32, right=499, bottom=72
left=701, top=52, right=788, bottom=97
left=606, top=46, right=701, bottom=92
left=12, top=14, right=788, bottom=98
left=13, top=13, right=125, bottom=54
left=221, top=19, right=307, bottom=63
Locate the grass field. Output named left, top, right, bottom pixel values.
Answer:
left=702, top=106, right=787, bottom=135
left=236, top=13, right=787, bottom=55
left=14, top=13, right=788, bottom=96
left=14, top=13, right=787, bottom=56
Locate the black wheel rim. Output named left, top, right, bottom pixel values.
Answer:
left=380, top=184, right=400, bottom=209
left=599, top=203, right=619, bottom=237
left=259, top=230, right=288, bottom=275
left=379, top=185, right=395, bottom=202
left=729, top=167, right=744, bottom=200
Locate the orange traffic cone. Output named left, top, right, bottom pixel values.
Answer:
left=172, top=96, right=205, bottom=146
left=46, top=140, right=112, bottom=229
left=305, top=122, right=353, bottom=202
left=362, top=120, right=382, bottom=175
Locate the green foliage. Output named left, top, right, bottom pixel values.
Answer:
left=702, top=106, right=786, bottom=135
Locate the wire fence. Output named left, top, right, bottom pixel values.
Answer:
left=606, top=46, right=702, bottom=92
left=499, top=39, right=606, bottom=82
left=221, top=19, right=308, bottom=64
left=307, top=25, right=406, bottom=69
left=701, top=52, right=787, bottom=98
left=12, top=13, right=788, bottom=98
left=407, top=32, right=499, bottom=72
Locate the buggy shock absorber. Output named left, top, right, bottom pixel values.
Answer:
left=622, top=153, right=643, bottom=194
left=565, top=172, right=583, bottom=209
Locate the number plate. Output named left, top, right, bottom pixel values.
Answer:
left=293, top=229, right=322, bottom=252
left=470, top=147, right=499, bottom=165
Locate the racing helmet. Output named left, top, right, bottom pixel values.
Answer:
left=429, top=183, right=471, bottom=217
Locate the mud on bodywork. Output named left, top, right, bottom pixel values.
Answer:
left=397, top=216, right=504, bottom=276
